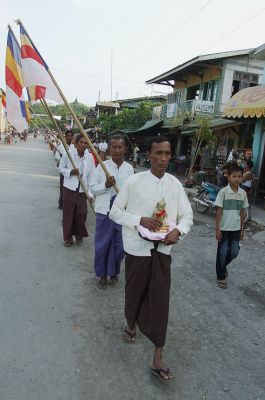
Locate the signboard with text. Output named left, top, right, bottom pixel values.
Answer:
left=194, top=100, right=215, bottom=114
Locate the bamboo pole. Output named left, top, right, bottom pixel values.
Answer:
left=29, top=106, right=60, bottom=142
left=188, top=136, right=202, bottom=178
left=39, top=98, right=95, bottom=214
left=8, top=24, right=58, bottom=142
left=31, top=120, right=54, bottom=146
left=16, top=19, right=119, bottom=193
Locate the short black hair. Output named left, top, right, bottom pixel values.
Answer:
left=65, top=129, right=74, bottom=136
left=75, top=133, right=85, bottom=143
left=147, top=135, right=170, bottom=152
left=228, top=165, right=243, bottom=176
left=108, top=134, right=125, bottom=146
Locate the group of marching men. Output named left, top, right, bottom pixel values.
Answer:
left=52, top=129, right=193, bottom=381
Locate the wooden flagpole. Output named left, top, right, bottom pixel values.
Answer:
left=16, top=19, right=119, bottom=193
left=8, top=24, right=58, bottom=142
left=39, top=98, right=95, bottom=213
left=9, top=22, right=95, bottom=216
left=31, top=120, right=58, bottom=148
left=29, top=106, right=61, bottom=142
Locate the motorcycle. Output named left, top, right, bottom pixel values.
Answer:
left=194, top=181, right=249, bottom=222
left=194, top=182, right=220, bottom=213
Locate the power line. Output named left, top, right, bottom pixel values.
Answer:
left=52, top=67, right=145, bottom=84
left=204, top=6, right=265, bottom=52
left=115, top=0, right=215, bottom=79
left=0, top=57, right=146, bottom=85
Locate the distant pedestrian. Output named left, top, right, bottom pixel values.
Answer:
left=98, top=138, right=108, bottom=160
left=56, top=130, right=74, bottom=209
left=218, top=165, right=229, bottom=188
left=59, top=133, right=95, bottom=247
left=92, top=139, right=99, bottom=149
left=132, top=142, right=140, bottom=169
left=242, top=160, right=254, bottom=197
left=91, top=135, right=134, bottom=289
left=214, top=165, right=249, bottom=289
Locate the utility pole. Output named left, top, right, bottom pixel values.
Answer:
left=110, top=46, right=113, bottom=101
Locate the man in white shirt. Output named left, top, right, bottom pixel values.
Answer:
left=98, top=138, right=108, bottom=160
left=109, top=136, right=193, bottom=381
left=59, top=133, right=95, bottom=247
left=91, top=135, right=134, bottom=288
left=56, top=130, right=74, bottom=209
left=132, top=142, right=140, bottom=169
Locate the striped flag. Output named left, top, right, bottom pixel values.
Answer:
left=0, top=88, right=7, bottom=109
left=5, top=28, right=29, bottom=132
left=20, top=24, right=61, bottom=103
left=27, top=85, right=47, bottom=101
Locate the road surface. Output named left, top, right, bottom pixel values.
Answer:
left=0, top=137, right=264, bottom=400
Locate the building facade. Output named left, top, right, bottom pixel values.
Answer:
left=146, top=46, right=265, bottom=162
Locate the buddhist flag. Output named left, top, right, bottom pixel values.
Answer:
left=5, top=27, right=29, bottom=132
left=19, top=23, right=62, bottom=103
left=27, top=85, right=47, bottom=101
left=0, top=88, right=7, bottom=109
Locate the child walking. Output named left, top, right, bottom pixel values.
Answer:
left=214, top=165, right=249, bottom=289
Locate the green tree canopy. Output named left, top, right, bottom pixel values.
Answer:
left=29, top=100, right=90, bottom=130
left=98, top=101, right=155, bottom=133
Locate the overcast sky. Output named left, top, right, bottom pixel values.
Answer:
left=1, top=0, right=265, bottom=105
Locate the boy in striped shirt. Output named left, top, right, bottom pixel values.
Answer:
left=214, top=165, right=249, bottom=289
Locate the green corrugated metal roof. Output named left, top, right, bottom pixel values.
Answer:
left=120, top=119, right=162, bottom=134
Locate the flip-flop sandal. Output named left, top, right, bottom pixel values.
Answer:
left=151, top=367, right=175, bottom=381
left=217, top=280, right=227, bottom=289
left=64, top=241, right=73, bottom=247
left=123, top=328, right=136, bottom=344
left=96, top=279, right=107, bottom=289
left=76, top=238, right=83, bottom=246
left=110, top=275, right=119, bottom=283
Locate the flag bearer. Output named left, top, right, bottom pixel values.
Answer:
left=91, top=135, right=134, bottom=288
left=56, top=130, right=74, bottom=209
left=59, top=133, right=95, bottom=246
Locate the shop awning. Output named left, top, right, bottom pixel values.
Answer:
left=120, top=119, right=162, bottom=134
left=180, top=129, right=196, bottom=136
left=210, top=118, right=243, bottom=129
left=222, top=85, right=265, bottom=118
left=179, top=118, right=243, bottom=136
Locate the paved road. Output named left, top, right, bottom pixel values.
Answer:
left=0, top=137, right=264, bottom=400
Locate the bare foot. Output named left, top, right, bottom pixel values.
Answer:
left=97, top=275, right=107, bottom=289
left=152, top=348, right=174, bottom=380
left=151, top=360, right=174, bottom=380
left=217, top=279, right=227, bottom=289
left=123, top=325, right=137, bottom=343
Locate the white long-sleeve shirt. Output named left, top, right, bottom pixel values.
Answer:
left=69, top=144, right=95, bottom=164
left=90, top=159, right=134, bottom=215
left=58, top=147, right=95, bottom=197
left=55, top=143, right=70, bottom=162
left=109, top=170, right=193, bottom=256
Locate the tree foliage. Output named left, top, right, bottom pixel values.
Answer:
left=188, top=115, right=216, bottom=177
left=29, top=101, right=90, bottom=130
left=194, top=115, right=216, bottom=146
left=98, top=101, right=155, bottom=133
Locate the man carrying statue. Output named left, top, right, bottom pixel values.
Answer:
left=109, top=136, right=193, bottom=381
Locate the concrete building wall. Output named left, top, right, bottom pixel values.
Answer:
left=220, top=56, right=265, bottom=111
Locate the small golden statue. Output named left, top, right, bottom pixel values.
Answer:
left=152, top=198, right=169, bottom=233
